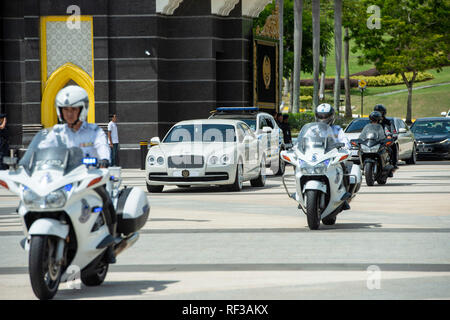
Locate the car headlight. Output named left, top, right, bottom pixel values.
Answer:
left=439, top=138, right=449, bottom=144
left=220, top=155, right=232, bottom=165
left=209, top=156, right=219, bottom=165
left=147, top=155, right=155, bottom=166
left=157, top=156, right=165, bottom=165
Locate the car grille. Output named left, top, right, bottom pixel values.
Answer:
left=149, top=172, right=228, bottom=182
left=168, top=155, right=204, bottom=168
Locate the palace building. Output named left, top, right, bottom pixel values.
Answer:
left=0, top=0, right=279, bottom=167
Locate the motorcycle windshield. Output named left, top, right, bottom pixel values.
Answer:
left=359, top=124, right=384, bottom=145
left=296, top=122, right=337, bottom=154
left=19, top=129, right=85, bottom=175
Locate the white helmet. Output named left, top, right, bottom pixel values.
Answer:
left=55, top=85, right=89, bottom=124
left=315, top=103, right=335, bottom=126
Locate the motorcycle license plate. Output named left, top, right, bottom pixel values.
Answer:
left=351, top=150, right=359, bottom=157
left=173, top=170, right=201, bottom=177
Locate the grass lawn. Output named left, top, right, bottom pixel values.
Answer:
left=350, top=82, right=450, bottom=119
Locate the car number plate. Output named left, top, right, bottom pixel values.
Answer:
left=418, top=146, right=432, bottom=153
left=173, top=170, right=201, bottom=177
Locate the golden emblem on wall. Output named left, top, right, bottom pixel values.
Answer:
left=262, top=55, right=271, bottom=89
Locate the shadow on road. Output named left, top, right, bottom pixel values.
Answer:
left=320, top=223, right=383, bottom=231
left=56, top=280, right=179, bottom=300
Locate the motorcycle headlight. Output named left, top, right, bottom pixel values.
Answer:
left=299, top=159, right=329, bottom=175
left=361, top=144, right=379, bottom=153
left=45, top=190, right=66, bottom=208
left=22, top=186, right=68, bottom=209
left=23, top=187, right=39, bottom=206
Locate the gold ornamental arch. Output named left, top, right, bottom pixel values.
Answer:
left=40, top=63, right=95, bottom=128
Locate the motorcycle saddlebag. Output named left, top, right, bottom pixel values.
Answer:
left=116, top=187, right=150, bottom=235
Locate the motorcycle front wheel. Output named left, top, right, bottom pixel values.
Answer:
left=305, top=190, right=321, bottom=230
left=29, top=235, right=63, bottom=300
left=364, top=162, right=375, bottom=186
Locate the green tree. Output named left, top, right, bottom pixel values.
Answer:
left=347, top=0, right=450, bottom=124
left=255, top=1, right=333, bottom=89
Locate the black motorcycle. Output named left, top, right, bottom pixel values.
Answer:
left=352, top=128, right=395, bottom=186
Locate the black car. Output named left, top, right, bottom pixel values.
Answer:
left=410, top=117, right=450, bottom=159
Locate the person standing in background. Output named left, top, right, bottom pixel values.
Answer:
left=0, top=113, right=9, bottom=170
left=108, top=113, right=120, bottom=166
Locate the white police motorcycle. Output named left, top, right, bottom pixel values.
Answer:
left=0, top=130, right=149, bottom=300
left=280, top=123, right=362, bottom=230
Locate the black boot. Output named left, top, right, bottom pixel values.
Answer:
left=343, top=201, right=351, bottom=210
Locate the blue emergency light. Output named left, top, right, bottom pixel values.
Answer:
left=82, top=157, right=98, bottom=166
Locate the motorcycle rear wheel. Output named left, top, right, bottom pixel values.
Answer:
left=29, top=235, right=62, bottom=300
left=306, top=190, right=321, bottom=230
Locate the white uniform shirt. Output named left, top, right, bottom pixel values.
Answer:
left=108, top=121, right=119, bottom=144
left=331, top=125, right=351, bottom=149
left=39, top=122, right=110, bottom=160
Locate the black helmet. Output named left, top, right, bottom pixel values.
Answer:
left=315, top=103, right=335, bottom=125
left=369, top=111, right=382, bottom=123
left=374, top=104, right=387, bottom=117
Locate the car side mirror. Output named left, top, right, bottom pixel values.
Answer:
left=398, top=128, right=407, bottom=133
left=441, top=112, right=447, bottom=117
left=262, top=126, right=272, bottom=133
left=150, top=137, right=160, bottom=146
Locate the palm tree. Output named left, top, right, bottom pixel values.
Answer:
left=312, top=0, right=320, bottom=108
left=278, top=0, right=284, bottom=111
left=334, top=0, right=342, bottom=114
left=344, top=27, right=352, bottom=118
left=292, top=0, right=304, bottom=113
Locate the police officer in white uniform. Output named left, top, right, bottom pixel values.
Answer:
left=39, top=85, right=110, bottom=164
left=314, top=103, right=350, bottom=149
left=314, top=103, right=352, bottom=209
left=39, top=85, right=117, bottom=263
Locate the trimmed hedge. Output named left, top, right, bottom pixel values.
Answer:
left=287, top=112, right=350, bottom=132
left=350, top=72, right=434, bottom=87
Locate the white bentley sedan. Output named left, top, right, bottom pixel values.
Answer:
left=145, top=119, right=266, bottom=192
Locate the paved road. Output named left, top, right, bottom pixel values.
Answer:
left=0, top=160, right=449, bottom=300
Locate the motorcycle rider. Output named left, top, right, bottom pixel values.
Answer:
left=314, top=103, right=351, bottom=209
left=314, top=103, right=350, bottom=149
left=374, top=104, right=398, bottom=170
left=359, top=111, right=386, bottom=141
left=38, top=85, right=117, bottom=263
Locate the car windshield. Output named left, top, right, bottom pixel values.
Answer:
left=296, top=122, right=337, bottom=154
left=240, top=119, right=257, bottom=131
left=18, top=129, right=85, bottom=175
left=345, top=119, right=370, bottom=133
left=411, top=120, right=450, bottom=135
left=163, top=124, right=236, bottom=143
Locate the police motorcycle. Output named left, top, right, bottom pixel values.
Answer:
left=352, top=127, right=395, bottom=186
left=0, top=130, right=150, bottom=300
left=280, top=123, right=362, bottom=230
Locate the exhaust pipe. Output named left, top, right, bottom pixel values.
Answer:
left=114, top=232, right=139, bottom=257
